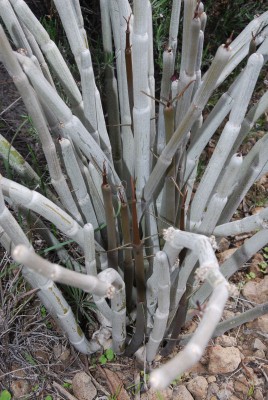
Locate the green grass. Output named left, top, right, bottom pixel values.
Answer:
left=203, top=0, right=267, bottom=66
left=151, top=0, right=172, bottom=68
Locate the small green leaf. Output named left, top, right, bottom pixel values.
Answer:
left=63, top=382, right=72, bottom=389
left=246, top=272, right=256, bottom=280
left=259, top=261, right=267, bottom=269
left=0, top=390, right=12, bottom=400
left=263, top=253, right=268, bottom=259
left=99, top=354, right=107, bottom=365
left=40, top=305, right=47, bottom=318
left=263, top=247, right=268, bottom=253
left=45, top=396, right=53, bottom=400
left=24, top=352, right=36, bottom=365
left=247, top=384, right=254, bottom=397
left=105, top=348, right=115, bottom=361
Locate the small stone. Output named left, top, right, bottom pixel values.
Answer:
left=249, top=254, right=265, bottom=278
left=207, top=382, right=219, bottom=397
left=243, top=367, right=259, bottom=385
left=256, top=314, right=268, bottom=333
left=253, top=338, right=267, bottom=351
left=200, top=354, right=209, bottom=365
left=141, top=388, right=173, bottom=400
left=254, top=349, right=266, bottom=358
left=217, top=389, right=233, bottom=400
left=11, top=380, right=30, bottom=399
left=187, top=362, right=207, bottom=375
left=252, top=206, right=265, bottom=215
left=222, top=310, right=235, bottom=320
left=247, top=315, right=268, bottom=333
left=186, top=376, right=208, bottom=400
left=229, top=396, right=241, bottom=400
left=249, top=263, right=263, bottom=278
left=242, top=275, right=268, bottom=304
left=215, top=335, right=237, bottom=347
left=236, top=373, right=248, bottom=386
left=173, top=385, right=194, bottom=400
left=253, top=387, right=264, bottom=400
left=207, top=376, right=216, bottom=383
left=208, top=346, right=241, bottom=374
left=234, top=380, right=248, bottom=395
left=72, top=371, right=97, bottom=400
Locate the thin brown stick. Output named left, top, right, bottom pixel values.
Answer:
left=124, top=179, right=146, bottom=356
left=52, top=381, right=78, bottom=400
left=102, top=162, right=118, bottom=270
left=124, top=14, right=134, bottom=121
left=119, top=191, right=134, bottom=312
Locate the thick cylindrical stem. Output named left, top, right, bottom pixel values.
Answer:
left=12, top=245, right=114, bottom=298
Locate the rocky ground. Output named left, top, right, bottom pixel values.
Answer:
left=1, top=40, right=268, bottom=400
left=1, top=271, right=268, bottom=400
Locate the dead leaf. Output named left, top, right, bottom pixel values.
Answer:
left=101, top=367, right=131, bottom=400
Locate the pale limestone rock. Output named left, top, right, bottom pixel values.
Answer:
left=207, top=376, right=216, bottom=383
left=249, top=253, right=265, bottom=278
left=262, top=364, right=268, bottom=376
left=208, top=346, right=241, bottom=374
left=254, top=349, right=266, bottom=358
left=253, top=387, right=264, bottom=400
left=242, top=275, right=268, bottom=303
left=253, top=338, right=267, bottom=351
left=251, top=253, right=264, bottom=263
left=72, top=371, right=97, bottom=400
left=222, top=309, right=235, bottom=320
left=217, top=388, right=233, bottom=400
left=207, top=382, right=219, bottom=398
left=186, top=376, right=208, bottom=400
left=247, top=314, right=268, bottom=333
left=234, top=380, right=249, bottom=395
left=235, top=373, right=248, bottom=386
left=256, top=314, right=268, bottom=333
left=188, top=361, right=207, bottom=375
left=249, top=263, right=264, bottom=278
left=252, top=206, right=265, bottom=215
left=141, top=387, right=173, bottom=400
left=173, top=385, right=194, bottom=400
left=215, top=335, right=237, bottom=347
